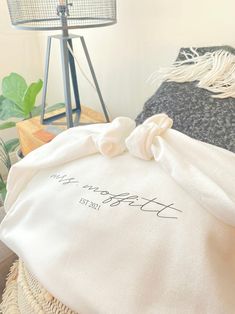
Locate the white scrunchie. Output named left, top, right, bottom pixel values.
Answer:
left=125, top=114, right=173, bottom=160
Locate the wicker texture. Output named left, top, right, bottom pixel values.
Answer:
left=0, top=206, right=17, bottom=302
left=7, top=0, right=117, bottom=30
left=1, top=260, right=77, bottom=314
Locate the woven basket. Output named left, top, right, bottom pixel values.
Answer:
left=1, top=260, right=77, bottom=314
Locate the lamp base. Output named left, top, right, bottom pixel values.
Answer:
left=40, top=34, right=110, bottom=128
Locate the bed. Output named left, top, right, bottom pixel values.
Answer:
left=0, top=47, right=234, bottom=314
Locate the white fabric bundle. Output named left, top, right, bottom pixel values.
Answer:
left=0, top=116, right=235, bottom=314
left=151, top=48, right=235, bottom=98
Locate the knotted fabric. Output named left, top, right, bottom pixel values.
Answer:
left=126, top=114, right=173, bottom=160
left=0, top=114, right=235, bottom=314
left=95, top=117, right=136, bottom=157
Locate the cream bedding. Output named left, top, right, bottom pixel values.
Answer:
left=0, top=115, right=234, bottom=314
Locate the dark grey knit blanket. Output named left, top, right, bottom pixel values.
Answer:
left=136, top=46, right=235, bottom=152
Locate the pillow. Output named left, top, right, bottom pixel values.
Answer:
left=136, top=46, right=235, bottom=152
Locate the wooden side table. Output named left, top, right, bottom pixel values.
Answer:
left=16, top=106, right=106, bottom=156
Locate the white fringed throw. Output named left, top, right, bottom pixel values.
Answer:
left=151, top=48, right=235, bottom=98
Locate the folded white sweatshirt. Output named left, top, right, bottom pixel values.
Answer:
left=0, top=115, right=235, bottom=314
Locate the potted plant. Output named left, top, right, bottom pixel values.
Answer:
left=0, top=73, right=64, bottom=206
left=0, top=72, right=43, bottom=158
left=0, top=138, right=17, bottom=206
left=0, top=73, right=64, bottom=160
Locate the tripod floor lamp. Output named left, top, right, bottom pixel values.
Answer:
left=6, top=0, right=117, bottom=128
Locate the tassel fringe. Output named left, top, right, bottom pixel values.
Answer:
left=150, top=48, right=235, bottom=99
left=0, top=260, right=77, bottom=314
left=0, top=260, right=20, bottom=314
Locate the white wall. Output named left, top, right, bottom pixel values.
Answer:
left=0, top=0, right=43, bottom=84
left=0, top=0, right=43, bottom=141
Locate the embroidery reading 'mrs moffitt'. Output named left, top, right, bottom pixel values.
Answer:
left=49, top=173, right=182, bottom=220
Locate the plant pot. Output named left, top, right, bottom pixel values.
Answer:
left=0, top=198, right=4, bottom=209
left=9, top=151, right=17, bottom=165
left=16, top=148, right=24, bottom=161
left=9, top=148, right=23, bottom=165
left=0, top=205, right=5, bottom=220
left=0, top=127, right=18, bottom=144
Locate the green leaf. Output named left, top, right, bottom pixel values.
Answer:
left=5, top=138, right=19, bottom=153
left=0, top=188, right=7, bottom=202
left=31, top=102, right=65, bottom=117
left=0, top=98, right=24, bottom=120
left=2, top=73, right=27, bottom=108
left=0, top=177, right=6, bottom=190
left=0, top=138, right=11, bottom=169
left=0, top=176, right=7, bottom=202
left=22, top=79, right=43, bottom=117
left=0, top=121, right=16, bottom=130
